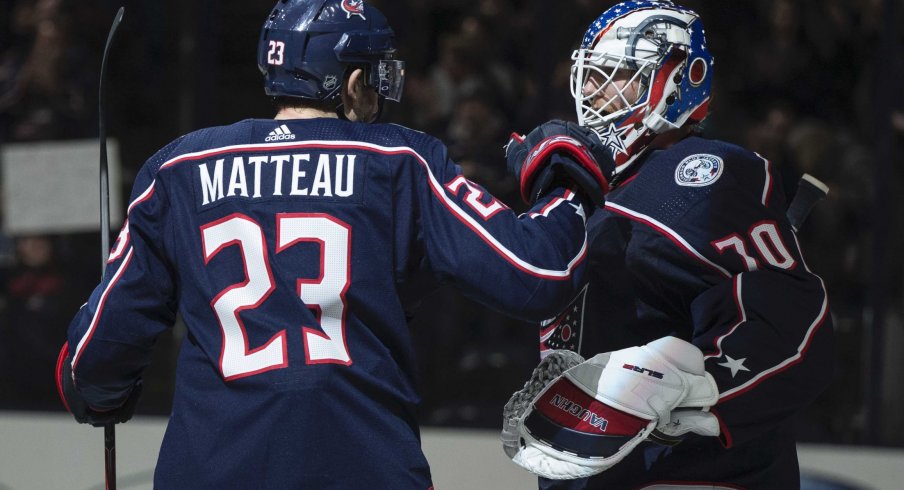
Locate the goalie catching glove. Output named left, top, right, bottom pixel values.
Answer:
left=501, top=337, right=720, bottom=480
left=505, top=120, right=614, bottom=206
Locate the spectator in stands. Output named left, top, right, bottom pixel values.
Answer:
left=0, top=0, right=95, bottom=142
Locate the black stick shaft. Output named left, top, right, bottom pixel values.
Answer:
left=105, top=424, right=117, bottom=490
left=786, top=173, right=829, bottom=232
left=100, top=6, right=124, bottom=273
left=99, top=7, right=125, bottom=490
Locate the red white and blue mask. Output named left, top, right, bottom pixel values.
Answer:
left=571, top=1, right=713, bottom=172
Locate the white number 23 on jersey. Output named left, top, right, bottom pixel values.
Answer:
left=201, top=213, right=351, bottom=381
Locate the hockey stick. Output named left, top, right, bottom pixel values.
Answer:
left=99, top=7, right=125, bottom=490
left=786, top=173, right=830, bottom=232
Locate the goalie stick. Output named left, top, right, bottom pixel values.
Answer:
left=98, top=7, right=125, bottom=490
left=786, top=173, right=830, bottom=232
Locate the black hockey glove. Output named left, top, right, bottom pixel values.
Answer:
left=56, top=343, right=142, bottom=427
left=505, top=120, right=614, bottom=206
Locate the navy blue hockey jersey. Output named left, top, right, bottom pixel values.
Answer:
left=65, top=118, right=590, bottom=489
left=539, top=137, right=834, bottom=490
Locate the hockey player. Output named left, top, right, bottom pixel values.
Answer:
left=54, top=1, right=613, bottom=488
left=501, top=2, right=834, bottom=488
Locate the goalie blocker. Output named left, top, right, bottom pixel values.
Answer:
left=502, top=337, right=720, bottom=480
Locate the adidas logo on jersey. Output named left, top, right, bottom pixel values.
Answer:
left=266, top=124, right=296, bottom=142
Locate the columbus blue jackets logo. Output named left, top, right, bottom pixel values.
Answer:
left=341, top=0, right=366, bottom=19
left=675, top=153, right=723, bottom=187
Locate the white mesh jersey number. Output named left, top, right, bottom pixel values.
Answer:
left=750, top=222, right=795, bottom=269
left=277, top=213, right=352, bottom=365
left=201, top=212, right=352, bottom=380
left=712, top=233, right=758, bottom=271
left=712, top=221, right=797, bottom=272
left=445, top=175, right=506, bottom=220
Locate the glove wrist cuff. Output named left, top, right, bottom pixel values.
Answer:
left=519, top=136, right=610, bottom=204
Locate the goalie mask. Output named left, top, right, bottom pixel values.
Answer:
left=258, top=0, right=405, bottom=104
left=572, top=1, right=713, bottom=174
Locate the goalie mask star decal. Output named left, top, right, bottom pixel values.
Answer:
left=598, top=123, right=630, bottom=156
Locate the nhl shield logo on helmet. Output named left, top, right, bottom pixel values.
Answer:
left=675, top=153, right=723, bottom=187
left=323, top=75, right=338, bottom=90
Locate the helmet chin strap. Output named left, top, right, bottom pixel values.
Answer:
left=335, top=102, right=348, bottom=121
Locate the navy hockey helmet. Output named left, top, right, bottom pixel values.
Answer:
left=258, top=0, right=405, bottom=102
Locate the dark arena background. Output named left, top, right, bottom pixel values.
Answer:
left=1, top=0, right=902, bottom=488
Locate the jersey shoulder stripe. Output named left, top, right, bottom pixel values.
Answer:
left=604, top=201, right=731, bottom=278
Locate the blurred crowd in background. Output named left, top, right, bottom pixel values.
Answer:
left=1, top=0, right=902, bottom=447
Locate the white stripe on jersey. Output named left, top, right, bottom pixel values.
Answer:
left=72, top=247, right=136, bottom=369
left=704, top=276, right=746, bottom=362
left=755, top=152, right=772, bottom=207
left=604, top=201, right=731, bottom=278
left=716, top=272, right=829, bottom=400
left=529, top=190, right=576, bottom=219
left=128, top=182, right=155, bottom=215
left=715, top=234, right=830, bottom=400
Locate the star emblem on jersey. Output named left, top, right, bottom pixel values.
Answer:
left=675, top=153, right=723, bottom=187
left=718, top=355, right=750, bottom=378
left=597, top=123, right=630, bottom=156
left=539, top=284, right=588, bottom=355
